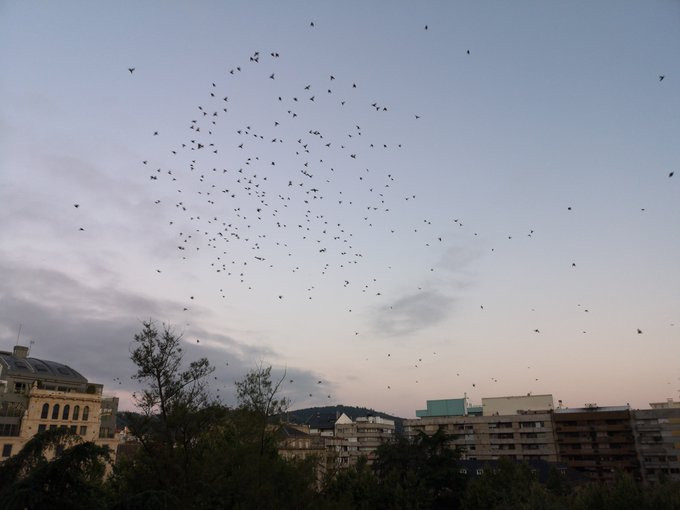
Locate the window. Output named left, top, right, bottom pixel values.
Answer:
left=62, top=404, right=70, bottom=420
left=49, top=425, right=57, bottom=431
left=73, top=405, right=80, bottom=420
left=459, top=468, right=467, bottom=474
left=2, top=444, right=12, bottom=457
left=82, top=406, right=89, bottom=421
left=476, top=469, right=484, bottom=475
left=79, top=426, right=87, bottom=436
left=70, top=425, right=77, bottom=433
left=38, top=424, right=46, bottom=433
left=0, top=424, right=19, bottom=436
left=51, top=404, right=60, bottom=420
left=41, top=403, right=49, bottom=419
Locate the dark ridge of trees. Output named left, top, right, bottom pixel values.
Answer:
left=283, top=405, right=406, bottom=433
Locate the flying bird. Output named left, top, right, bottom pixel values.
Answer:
left=128, top=67, right=135, bottom=74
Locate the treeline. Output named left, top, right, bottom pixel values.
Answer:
left=1, top=321, right=679, bottom=509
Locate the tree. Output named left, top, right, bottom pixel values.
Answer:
left=110, top=320, right=225, bottom=507
left=0, top=428, right=110, bottom=510
left=235, top=363, right=289, bottom=455
left=130, top=320, right=214, bottom=422
left=373, top=429, right=466, bottom=509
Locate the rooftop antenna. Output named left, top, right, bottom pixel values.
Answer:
left=28, top=340, right=35, bottom=356
left=16, top=324, right=22, bottom=346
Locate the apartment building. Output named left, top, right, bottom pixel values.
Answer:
left=334, top=413, right=395, bottom=463
left=405, top=395, right=558, bottom=462
left=0, top=344, right=119, bottom=461
left=632, top=407, right=680, bottom=483
left=553, top=405, right=639, bottom=482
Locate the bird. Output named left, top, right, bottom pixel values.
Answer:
left=424, top=25, right=428, bottom=30
left=659, top=75, right=665, bottom=81
left=637, top=328, right=643, bottom=334
left=670, top=171, right=674, bottom=178
left=73, top=204, right=79, bottom=208
left=128, top=67, right=135, bottom=74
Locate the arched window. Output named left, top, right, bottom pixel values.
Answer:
left=41, top=403, right=49, bottom=419
left=82, top=406, right=89, bottom=421
left=73, top=405, right=80, bottom=420
left=62, top=404, right=70, bottom=420
left=52, top=404, right=60, bottom=420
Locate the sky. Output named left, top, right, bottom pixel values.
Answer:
left=1, top=1, right=678, bottom=418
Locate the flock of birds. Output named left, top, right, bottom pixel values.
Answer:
left=73, top=22, right=676, bottom=404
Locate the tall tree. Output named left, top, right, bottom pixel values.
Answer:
left=235, top=363, right=289, bottom=455
left=112, top=320, right=224, bottom=507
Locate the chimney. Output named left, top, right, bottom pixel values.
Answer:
left=13, top=345, right=29, bottom=359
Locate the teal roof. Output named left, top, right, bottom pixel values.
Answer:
left=467, top=405, right=483, bottom=416
left=416, top=398, right=467, bottom=417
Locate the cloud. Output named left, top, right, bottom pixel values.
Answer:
left=371, top=243, right=481, bottom=337
left=373, top=290, right=456, bottom=336
left=0, top=260, right=327, bottom=410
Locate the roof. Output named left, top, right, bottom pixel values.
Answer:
left=279, top=424, right=311, bottom=438
left=0, top=350, right=88, bottom=384
left=554, top=405, right=630, bottom=414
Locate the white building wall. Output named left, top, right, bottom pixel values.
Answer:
left=482, top=394, right=554, bottom=416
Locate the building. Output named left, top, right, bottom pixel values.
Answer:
left=405, top=395, right=558, bottom=462
left=334, top=413, right=395, bottom=463
left=0, top=344, right=119, bottom=461
left=482, top=394, right=554, bottom=416
left=649, top=398, right=680, bottom=410
left=632, top=407, right=680, bottom=483
left=553, top=405, right=639, bottom=482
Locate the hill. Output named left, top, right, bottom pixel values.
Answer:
left=282, top=405, right=406, bottom=435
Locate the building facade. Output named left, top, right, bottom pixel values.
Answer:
left=632, top=408, right=680, bottom=483
left=553, top=405, right=639, bottom=482
left=405, top=411, right=559, bottom=462
left=0, top=345, right=119, bottom=461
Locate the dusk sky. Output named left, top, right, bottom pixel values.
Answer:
left=1, top=1, right=678, bottom=418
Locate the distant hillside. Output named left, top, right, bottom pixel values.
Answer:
left=282, top=405, right=406, bottom=434
left=118, top=405, right=408, bottom=434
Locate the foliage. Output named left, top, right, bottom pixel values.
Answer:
left=130, top=320, right=214, bottom=420
left=235, top=363, right=289, bottom=454
left=0, top=428, right=110, bottom=510
left=461, top=457, right=563, bottom=510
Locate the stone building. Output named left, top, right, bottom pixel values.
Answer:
left=0, top=344, right=119, bottom=461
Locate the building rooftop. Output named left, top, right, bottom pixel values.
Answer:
left=0, top=346, right=88, bottom=385
left=554, top=405, right=630, bottom=414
